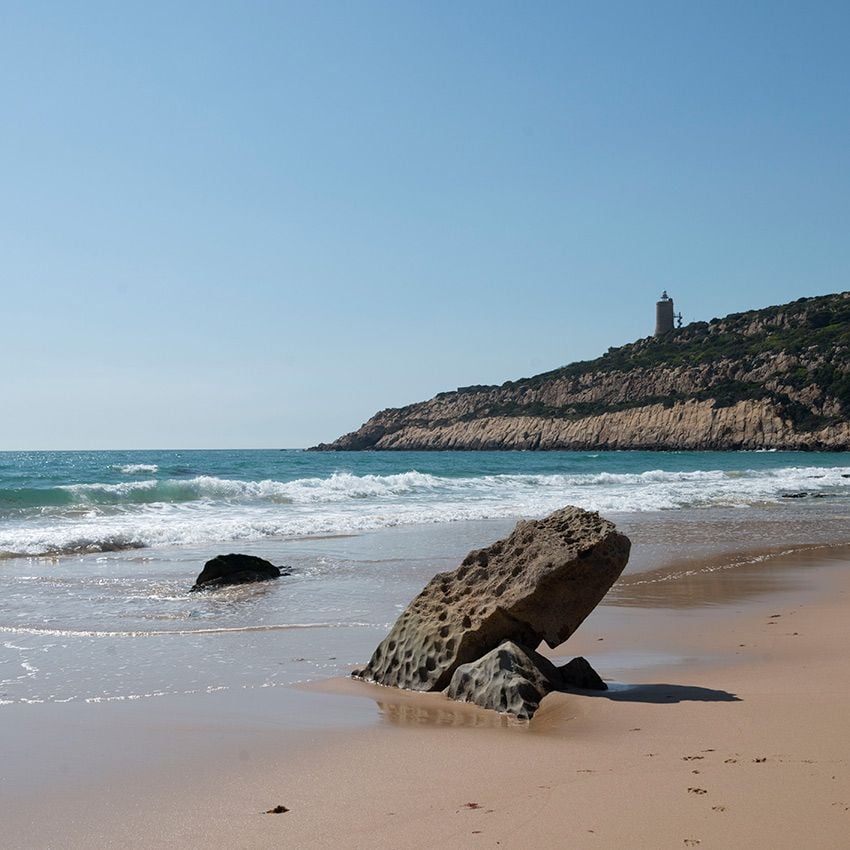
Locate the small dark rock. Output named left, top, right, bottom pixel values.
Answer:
left=781, top=492, right=808, bottom=499
left=191, top=553, right=290, bottom=592
left=265, top=805, right=290, bottom=814
left=558, top=656, right=608, bottom=691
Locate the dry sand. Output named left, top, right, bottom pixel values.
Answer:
left=5, top=546, right=850, bottom=849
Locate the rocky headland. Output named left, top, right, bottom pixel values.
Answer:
left=311, top=292, right=850, bottom=451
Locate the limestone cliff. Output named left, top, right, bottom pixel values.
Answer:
left=311, top=292, right=850, bottom=451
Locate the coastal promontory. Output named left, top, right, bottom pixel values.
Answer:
left=311, top=292, right=850, bottom=452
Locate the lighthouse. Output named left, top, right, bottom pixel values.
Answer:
left=655, top=291, right=675, bottom=336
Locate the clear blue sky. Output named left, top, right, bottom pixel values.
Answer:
left=3, top=1, right=848, bottom=449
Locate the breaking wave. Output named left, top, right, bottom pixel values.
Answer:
left=1, top=466, right=848, bottom=558
left=3, top=467, right=849, bottom=510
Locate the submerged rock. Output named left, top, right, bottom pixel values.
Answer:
left=353, top=505, right=630, bottom=692
left=190, top=553, right=290, bottom=591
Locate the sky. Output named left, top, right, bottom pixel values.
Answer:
left=2, top=1, right=849, bottom=449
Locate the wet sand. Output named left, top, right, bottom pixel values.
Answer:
left=4, top=539, right=850, bottom=848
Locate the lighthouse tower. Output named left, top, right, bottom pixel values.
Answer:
left=655, top=291, right=675, bottom=336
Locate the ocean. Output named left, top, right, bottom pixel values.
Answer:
left=2, top=448, right=849, bottom=710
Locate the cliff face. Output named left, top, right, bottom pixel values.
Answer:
left=312, top=292, right=850, bottom=451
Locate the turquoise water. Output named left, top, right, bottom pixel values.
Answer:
left=2, top=449, right=849, bottom=557
left=1, top=449, right=849, bottom=708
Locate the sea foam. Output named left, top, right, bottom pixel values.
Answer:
left=0, top=465, right=847, bottom=558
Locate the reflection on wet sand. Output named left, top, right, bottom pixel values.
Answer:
left=604, top=543, right=850, bottom=609
left=374, top=694, right=522, bottom=729
left=301, top=675, right=530, bottom=729
left=309, top=670, right=740, bottom=732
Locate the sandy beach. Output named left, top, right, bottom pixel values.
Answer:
left=4, top=536, right=849, bottom=849
left=5, top=0, right=850, bottom=844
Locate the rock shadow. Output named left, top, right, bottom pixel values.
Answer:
left=585, top=683, right=740, bottom=703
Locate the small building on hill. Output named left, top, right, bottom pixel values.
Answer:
left=655, top=291, right=677, bottom=336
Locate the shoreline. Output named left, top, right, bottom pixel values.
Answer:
left=4, top=536, right=850, bottom=847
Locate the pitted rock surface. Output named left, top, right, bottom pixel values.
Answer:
left=446, top=641, right=562, bottom=720
left=447, top=643, right=608, bottom=719
left=353, top=506, right=630, bottom=691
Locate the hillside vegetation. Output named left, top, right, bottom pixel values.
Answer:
left=311, top=291, right=850, bottom=451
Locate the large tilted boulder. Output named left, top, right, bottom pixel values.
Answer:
left=353, top=506, right=630, bottom=692
left=190, top=553, right=290, bottom=592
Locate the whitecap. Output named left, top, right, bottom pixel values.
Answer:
left=112, top=464, right=159, bottom=475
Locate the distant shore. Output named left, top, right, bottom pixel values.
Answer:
left=312, top=291, right=850, bottom=454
